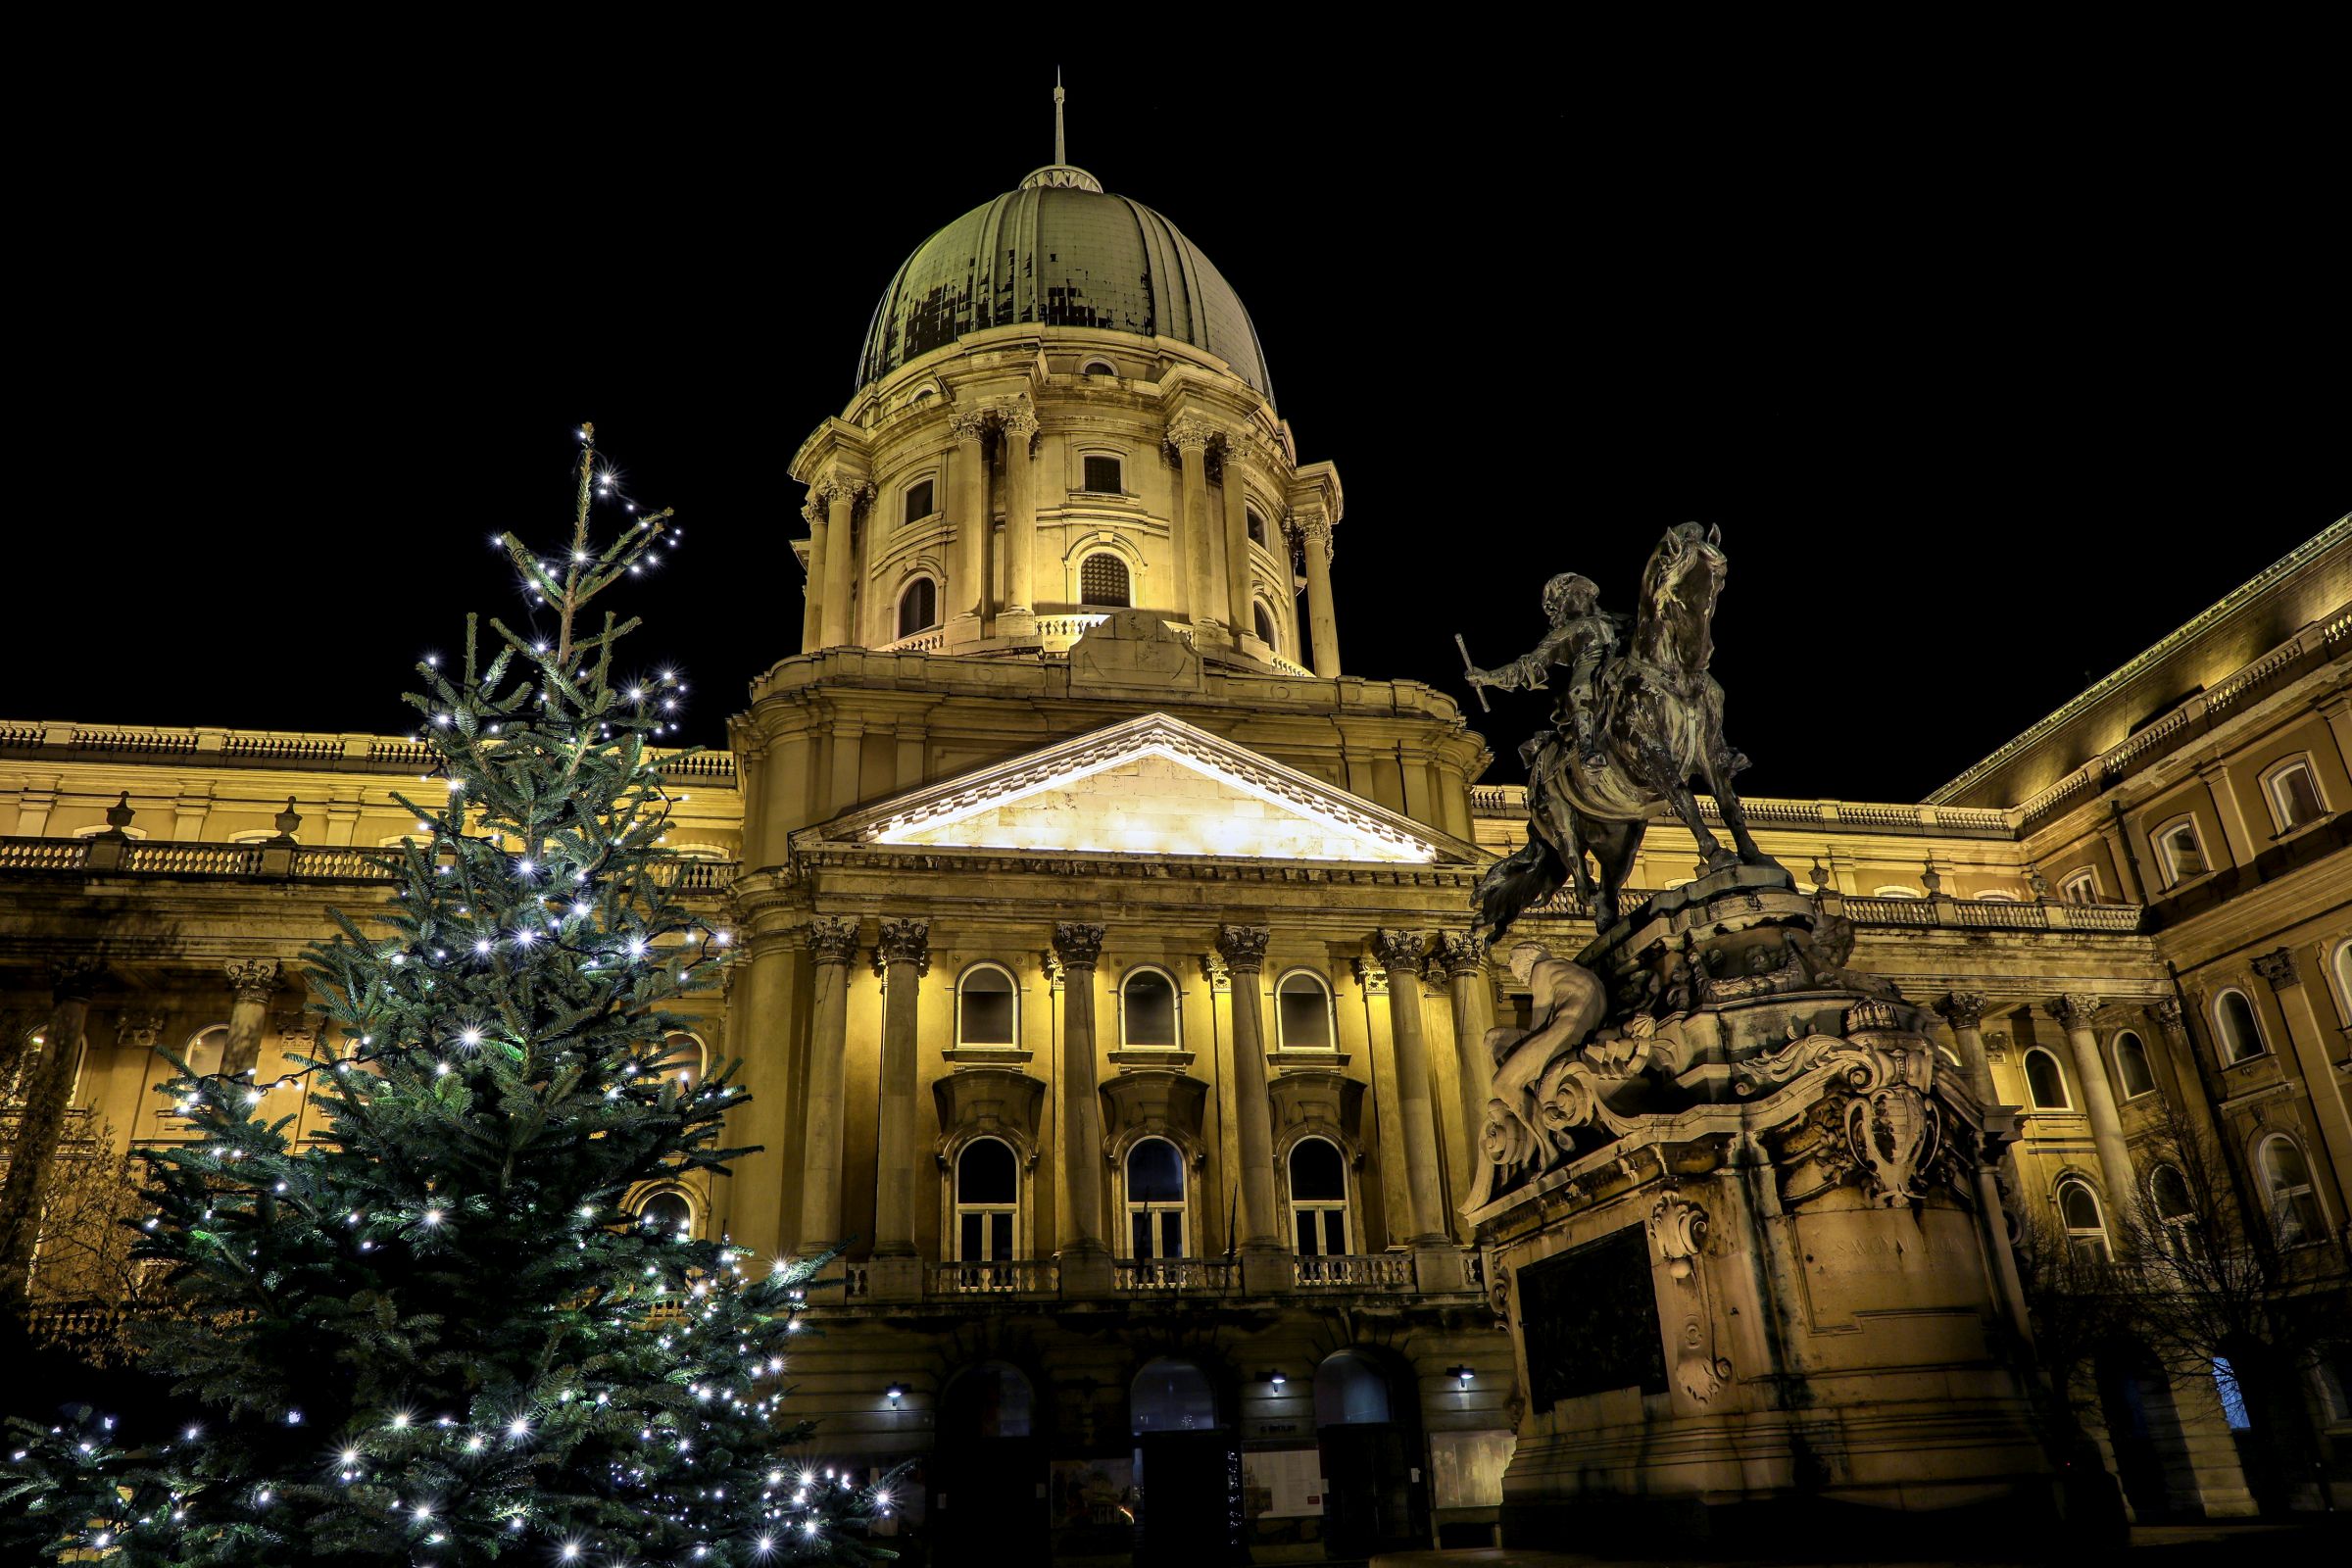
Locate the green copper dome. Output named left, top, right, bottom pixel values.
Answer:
left=857, top=166, right=1273, bottom=402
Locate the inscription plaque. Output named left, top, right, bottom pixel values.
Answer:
left=1519, top=1225, right=1667, bottom=1412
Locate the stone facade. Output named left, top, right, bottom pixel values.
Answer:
left=3, top=126, right=2348, bottom=1560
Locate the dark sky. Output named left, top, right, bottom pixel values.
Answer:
left=17, top=41, right=2343, bottom=803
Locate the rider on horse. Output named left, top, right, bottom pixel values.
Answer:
left=1464, top=572, right=1620, bottom=771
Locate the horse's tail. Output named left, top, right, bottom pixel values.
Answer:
left=1472, top=828, right=1567, bottom=941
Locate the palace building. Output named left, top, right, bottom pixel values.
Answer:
left=3, top=107, right=2349, bottom=1561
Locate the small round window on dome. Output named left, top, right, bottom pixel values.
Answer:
left=1082, top=359, right=1116, bottom=377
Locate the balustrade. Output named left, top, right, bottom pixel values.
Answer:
left=927, top=1258, right=1059, bottom=1297
left=1113, top=1256, right=1238, bottom=1294
left=1293, top=1252, right=1415, bottom=1288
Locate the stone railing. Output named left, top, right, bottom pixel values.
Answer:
left=0, top=836, right=740, bottom=896
left=1838, top=894, right=2145, bottom=934
left=1469, top=784, right=2013, bottom=839
left=0, top=720, right=733, bottom=787
left=927, top=1258, right=1060, bottom=1297
left=1113, top=1257, right=1238, bottom=1293
left=880, top=628, right=947, bottom=654
left=1293, top=1251, right=1416, bottom=1288
left=1265, top=652, right=1315, bottom=678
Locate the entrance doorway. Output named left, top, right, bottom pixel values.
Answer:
left=1131, top=1356, right=1240, bottom=1565
left=1314, top=1349, right=1427, bottom=1556
left=932, top=1360, right=1046, bottom=1564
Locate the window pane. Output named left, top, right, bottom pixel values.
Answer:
left=2152, top=1167, right=2194, bottom=1219
left=1278, top=976, right=1330, bottom=1050
left=1322, top=1211, right=1346, bottom=1254
left=905, top=479, right=934, bottom=523
left=1289, top=1138, right=1346, bottom=1201
left=2278, top=765, right=2322, bottom=826
left=987, top=1213, right=1012, bottom=1261
left=1124, top=971, right=1176, bottom=1047
left=2026, top=1051, right=2068, bottom=1108
left=961, top=1212, right=984, bottom=1260
left=1083, top=456, right=1121, bottom=493
left=1296, top=1211, right=1317, bottom=1255
left=899, top=578, right=937, bottom=637
left=1132, top=1212, right=1152, bottom=1258
left=1127, top=1138, right=1184, bottom=1202
left=1080, top=553, right=1130, bottom=608
left=959, top=967, right=1015, bottom=1046
left=2219, top=993, right=2262, bottom=1059
left=2115, top=1033, right=2155, bottom=1097
left=2060, top=1184, right=2102, bottom=1231
left=958, top=1139, right=1017, bottom=1204
left=2166, top=826, right=2205, bottom=876
left=1159, top=1211, right=1183, bottom=1258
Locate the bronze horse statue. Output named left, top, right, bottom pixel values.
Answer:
left=1472, top=522, right=1779, bottom=936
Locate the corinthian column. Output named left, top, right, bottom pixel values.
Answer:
left=1170, top=419, right=1220, bottom=636
left=1435, top=932, right=1495, bottom=1224
left=2047, top=994, right=2134, bottom=1207
left=222, top=958, right=281, bottom=1079
left=1054, top=923, right=1111, bottom=1292
left=1000, top=404, right=1039, bottom=638
left=1216, top=925, right=1280, bottom=1258
left=0, top=957, right=104, bottom=1311
left=1934, top=991, right=1997, bottom=1104
left=870, top=919, right=931, bottom=1276
left=1293, top=508, right=1340, bottom=676
left=1373, top=930, right=1447, bottom=1243
left=799, top=497, right=827, bottom=655
left=948, top=411, right=990, bottom=636
left=1220, top=439, right=1254, bottom=637
left=816, top=472, right=867, bottom=649
left=797, top=917, right=860, bottom=1256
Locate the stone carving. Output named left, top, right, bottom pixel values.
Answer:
left=114, top=1013, right=163, bottom=1052
left=1468, top=943, right=1613, bottom=1207
left=1433, top=931, right=1489, bottom=979
left=1214, top=924, right=1271, bottom=974
left=1068, top=610, right=1202, bottom=694
left=1469, top=522, right=1780, bottom=936
left=1164, top=417, right=1215, bottom=453
left=811, top=471, right=873, bottom=508
left=1648, top=1195, right=1731, bottom=1403
left=2152, top=997, right=2185, bottom=1031
left=2251, top=949, right=2301, bottom=990
left=1349, top=956, right=1388, bottom=996
left=1052, top=922, right=1106, bottom=970
left=2043, top=993, right=2100, bottom=1030
left=1370, top=928, right=1425, bottom=973
left=947, top=410, right=990, bottom=442
left=1738, top=1022, right=1943, bottom=1207
left=1935, top=991, right=1990, bottom=1030
left=873, top=918, right=932, bottom=975
left=1197, top=951, right=1230, bottom=992
left=225, top=957, right=281, bottom=1005
left=1039, top=950, right=1066, bottom=988
left=806, top=916, right=860, bottom=967
left=997, top=404, right=1039, bottom=441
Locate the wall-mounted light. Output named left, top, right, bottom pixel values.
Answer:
left=1447, top=1365, right=1474, bottom=1390
left=885, top=1385, right=905, bottom=1407
left=1260, top=1369, right=1287, bottom=1391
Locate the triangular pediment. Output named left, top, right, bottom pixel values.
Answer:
left=797, top=712, right=1476, bottom=866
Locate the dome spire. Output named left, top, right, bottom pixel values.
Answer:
left=1019, top=73, right=1103, bottom=193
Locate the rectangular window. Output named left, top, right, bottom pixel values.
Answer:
left=1082, top=455, right=1122, bottom=494
left=904, top=478, right=934, bottom=524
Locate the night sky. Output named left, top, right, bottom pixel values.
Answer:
left=17, top=45, right=2342, bottom=804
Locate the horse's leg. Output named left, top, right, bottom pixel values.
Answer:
left=1583, top=813, right=1642, bottom=929
left=1537, top=778, right=1594, bottom=908
left=1701, top=745, right=1767, bottom=864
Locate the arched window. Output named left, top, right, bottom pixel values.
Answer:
left=2113, top=1030, right=2156, bottom=1100
left=2150, top=1165, right=2200, bottom=1259
left=956, top=963, right=1018, bottom=1050
left=2258, top=1135, right=2326, bottom=1245
left=953, top=1138, right=1019, bottom=1279
left=1245, top=506, right=1268, bottom=548
left=2153, top=815, right=2207, bottom=885
left=2025, top=1048, right=2070, bottom=1109
left=2213, top=989, right=2266, bottom=1063
left=1081, top=359, right=1117, bottom=378
left=1289, top=1137, right=1349, bottom=1258
left=1313, top=1351, right=1393, bottom=1427
left=1131, top=1357, right=1219, bottom=1434
left=898, top=576, right=938, bottom=638
left=1978, top=890, right=2020, bottom=903
left=634, top=1189, right=695, bottom=1239
left=184, top=1025, right=230, bottom=1080
left=1124, top=1137, right=1187, bottom=1270
left=1079, top=552, right=1130, bottom=608
left=2261, top=756, right=2327, bottom=833
left=1275, top=971, right=1334, bottom=1051
left=662, top=1031, right=707, bottom=1088
left=2336, top=941, right=2352, bottom=1020
left=71, top=821, right=148, bottom=840
left=2061, top=869, right=2099, bottom=906
left=1120, top=967, right=1180, bottom=1050
left=2058, top=1180, right=2110, bottom=1262
left=1252, top=602, right=1277, bottom=646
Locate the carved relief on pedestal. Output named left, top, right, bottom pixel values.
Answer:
left=1648, top=1193, right=1731, bottom=1403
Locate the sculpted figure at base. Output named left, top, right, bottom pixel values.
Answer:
left=1468, top=522, right=1781, bottom=936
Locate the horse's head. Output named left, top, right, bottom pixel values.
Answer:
left=1636, top=521, right=1726, bottom=670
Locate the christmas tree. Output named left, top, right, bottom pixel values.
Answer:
left=2, top=425, right=892, bottom=1564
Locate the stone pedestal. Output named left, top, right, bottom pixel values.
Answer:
left=1471, top=867, right=2056, bottom=1544
left=865, top=1255, right=923, bottom=1302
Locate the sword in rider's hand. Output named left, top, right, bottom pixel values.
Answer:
left=1453, top=633, right=1491, bottom=711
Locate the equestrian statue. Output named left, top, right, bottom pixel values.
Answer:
left=1464, top=521, right=1781, bottom=936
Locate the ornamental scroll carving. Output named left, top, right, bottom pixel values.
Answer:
left=1214, top=924, right=1271, bottom=974
left=1052, top=922, right=1106, bottom=971
left=1648, top=1195, right=1731, bottom=1403
left=1738, top=1017, right=1942, bottom=1207
left=873, top=919, right=932, bottom=976
left=806, top=917, right=860, bottom=968
left=225, top=958, right=281, bottom=1006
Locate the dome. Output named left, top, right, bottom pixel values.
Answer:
left=856, top=164, right=1273, bottom=402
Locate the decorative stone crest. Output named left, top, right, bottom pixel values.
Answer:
left=1214, top=924, right=1271, bottom=974
left=1350, top=956, right=1389, bottom=996
left=1039, top=951, right=1066, bottom=989
left=1648, top=1195, right=1730, bottom=1402
left=873, top=918, right=932, bottom=976
left=1198, top=952, right=1230, bottom=993
left=806, top=916, right=860, bottom=967
left=225, top=958, right=281, bottom=1006
left=1052, top=922, right=1106, bottom=971
left=114, top=1013, right=164, bottom=1052
left=2252, top=949, right=2301, bottom=991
